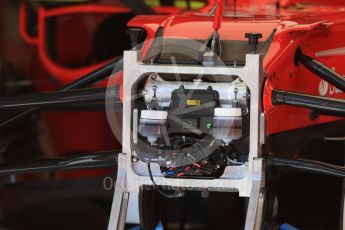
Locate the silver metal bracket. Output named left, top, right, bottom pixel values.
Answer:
left=108, top=153, right=128, bottom=230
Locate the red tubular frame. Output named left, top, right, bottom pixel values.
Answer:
left=19, top=3, right=131, bottom=85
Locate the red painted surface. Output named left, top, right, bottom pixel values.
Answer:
left=213, top=0, right=224, bottom=30
left=36, top=5, right=130, bottom=85
left=18, top=2, right=185, bottom=159
left=19, top=0, right=345, bottom=156
left=18, top=3, right=128, bottom=157
left=128, top=1, right=345, bottom=136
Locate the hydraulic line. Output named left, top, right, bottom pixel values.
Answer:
left=272, top=89, right=345, bottom=117
left=0, top=59, right=122, bottom=129
left=0, top=88, right=117, bottom=111
left=41, top=101, right=121, bottom=111
left=295, top=48, right=345, bottom=92
left=267, top=156, right=345, bottom=178
left=62, top=59, right=122, bottom=91
left=0, top=150, right=120, bottom=176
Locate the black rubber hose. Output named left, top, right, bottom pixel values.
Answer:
left=0, top=88, right=112, bottom=111
left=272, top=89, right=345, bottom=117
left=62, top=59, right=122, bottom=91
left=267, top=156, right=345, bottom=178
left=41, top=100, right=122, bottom=111
left=0, top=150, right=120, bottom=176
left=0, top=59, right=122, bottom=129
left=295, top=48, right=345, bottom=92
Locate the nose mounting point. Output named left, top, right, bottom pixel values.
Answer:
left=245, top=33, right=262, bottom=54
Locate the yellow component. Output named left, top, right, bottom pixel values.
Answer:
left=175, top=0, right=205, bottom=9
left=186, top=99, right=201, bottom=106
left=145, top=0, right=205, bottom=9
left=145, top=0, right=160, bottom=7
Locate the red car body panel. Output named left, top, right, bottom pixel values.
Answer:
left=18, top=1, right=345, bottom=154
left=128, top=3, right=345, bottom=135
left=18, top=2, right=192, bottom=157
left=20, top=3, right=131, bottom=85
left=19, top=3, right=129, bottom=156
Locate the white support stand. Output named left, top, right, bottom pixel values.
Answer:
left=108, top=51, right=265, bottom=230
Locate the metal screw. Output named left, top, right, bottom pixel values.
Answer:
left=201, top=188, right=209, bottom=198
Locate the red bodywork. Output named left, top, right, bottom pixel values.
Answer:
left=128, top=1, right=345, bottom=136
left=18, top=1, right=345, bottom=154
left=19, top=3, right=128, bottom=157
left=19, top=4, right=131, bottom=85
left=18, top=2, right=195, bottom=157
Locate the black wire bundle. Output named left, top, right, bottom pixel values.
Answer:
left=147, top=162, right=185, bottom=199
